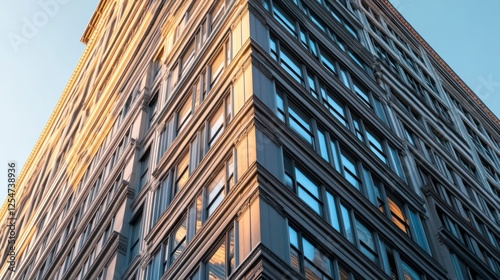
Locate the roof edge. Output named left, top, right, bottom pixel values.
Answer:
left=81, top=0, right=109, bottom=44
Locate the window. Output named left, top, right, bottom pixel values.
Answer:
left=288, top=226, right=333, bottom=279
left=152, top=175, right=171, bottom=226
left=319, top=83, right=348, bottom=127
left=354, top=219, right=378, bottom=263
left=206, top=169, right=225, bottom=217
left=175, top=11, right=190, bottom=41
left=284, top=155, right=322, bottom=215
left=146, top=95, right=158, bottom=131
left=319, top=48, right=337, bottom=74
left=351, top=117, right=404, bottom=179
left=210, top=48, right=225, bottom=87
left=152, top=53, right=162, bottom=81
left=170, top=63, right=180, bottom=89
left=403, top=126, right=417, bottom=147
left=269, top=2, right=297, bottom=37
left=174, top=153, right=189, bottom=197
left=401, top=261, right=422, bottom=280
left=275, top=88, right=314, bottom=146
left=386, top=194, right=409, bottom=234
left=170, top=218, right=187, bottom=265
left=367, top=131, right=387, bottom=164
left=209, top=105, right=224, bottom=147
left=408, top=209, right=430, bottom=253
left=210, top=0, right=225, bottom=31
left=130, top=214, right=142, bottom=262
left=325, top=2, right=359, bottom=40
left=146, top=250, right=161, bottom=280
left=138, top=150, right=150, bottom=191
left=181, top=41, right=196, bottom=74
left=206, top=228, right=236, bottom=279
left=270, top=35, right=303, bottom=84
left=341, top=152, right=361, bottom=190
left=157, top=119, right=174, bottom=162
left=177, top=96, right=193, bottom=135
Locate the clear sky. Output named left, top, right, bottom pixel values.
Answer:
left=0, top=0, right=499, bottom=202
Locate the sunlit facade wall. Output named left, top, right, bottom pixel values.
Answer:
left=1, top=0, right=500, bottom=279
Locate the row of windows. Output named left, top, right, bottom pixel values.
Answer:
left=275, top=85, right=404, bottom=180
left=149, top=34, right=231, bottom=139
left=439, top=210, right=500, bottom=276
left=151, top=153, right=234, bottom=229
left=420, top=168, right=500, bottom=253
left=145, top=222, right=237, bottom=280
left=395, top=93, right=499, bottom=204
left=134, top=141, right=243, bottom=278
left=289, top=221, right=424, bottom=280
left=282, top=152, right=430, bottom=254
left=19, top=127, right=129, bottom=280
left=451, top=96, right=500, bottom=155
left=270, top=34, right=388, bottom=130
left=451, top=252, right=497, bottom=280
left=288, top=226, right=360, bottom=280
left=139, top=87, right=234, bottom=201
left=292, top=0, right=360, bottom=42
left=433, top=180, right=500, bottom=249
left=264, top=0, right=370, bottom=75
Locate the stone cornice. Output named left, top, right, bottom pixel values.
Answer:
left=81, top=0, right=111, bottom=44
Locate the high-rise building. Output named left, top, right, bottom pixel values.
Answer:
left=2, top=0, right=500, bottom=279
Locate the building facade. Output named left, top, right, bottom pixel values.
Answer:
left=1, top=0, right=500, bottom=279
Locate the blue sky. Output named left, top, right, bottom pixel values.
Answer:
left=0, top=0, right=499, bottom=202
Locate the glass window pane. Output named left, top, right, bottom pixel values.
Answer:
left=318, top=128, right=330, bottom=162
left=367, top=132, right=387, bottom=164
left=207, top=241, right=226, bottom=280
left=298, top=187, right=320, bottom=214
left=296, top=169, right=319, bottom=197
left=280, top=48, right=303, bottom=84
left=387, top=196, right=409, bottom=234
left=211, top=49, right=225, bottom=86
left=342, top=154, right=360, bottom=190
left=171, top=219, right=187, bottom=264
left=327, top=193, right=340, bottom=231
left=409, top=209, right=430, bottom=253
left=320, top=51, right=336, bottom=74
left=355, top=219, right=377, bottom=262
left=275, top=89, right=285, bottom=121
left=401, top=261, right=421, bottom=280
left=273, top=4, right=297, bottom=37
left=209, top=106, right=225, bottom=146
left=207, top=170, right=225, bottom=217
left=303, top=238, right=331, bottom=274
left=289, top=226, right=299, bottom=248
left=341, top=204, right=353, bottom=242
left=288, top=103, right=313, bottom=145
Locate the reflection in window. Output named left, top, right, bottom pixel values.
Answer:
left=270, top=36, right=303, bottom=84
left=170, top=218, right=187, bottom=264
left=284, top=155, right=322, bottom=215
left=288, top=226, right=332, bottom=279
left=175, top=153, right=189, bottom=197
left=206, top=228, right=235, bottom=279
